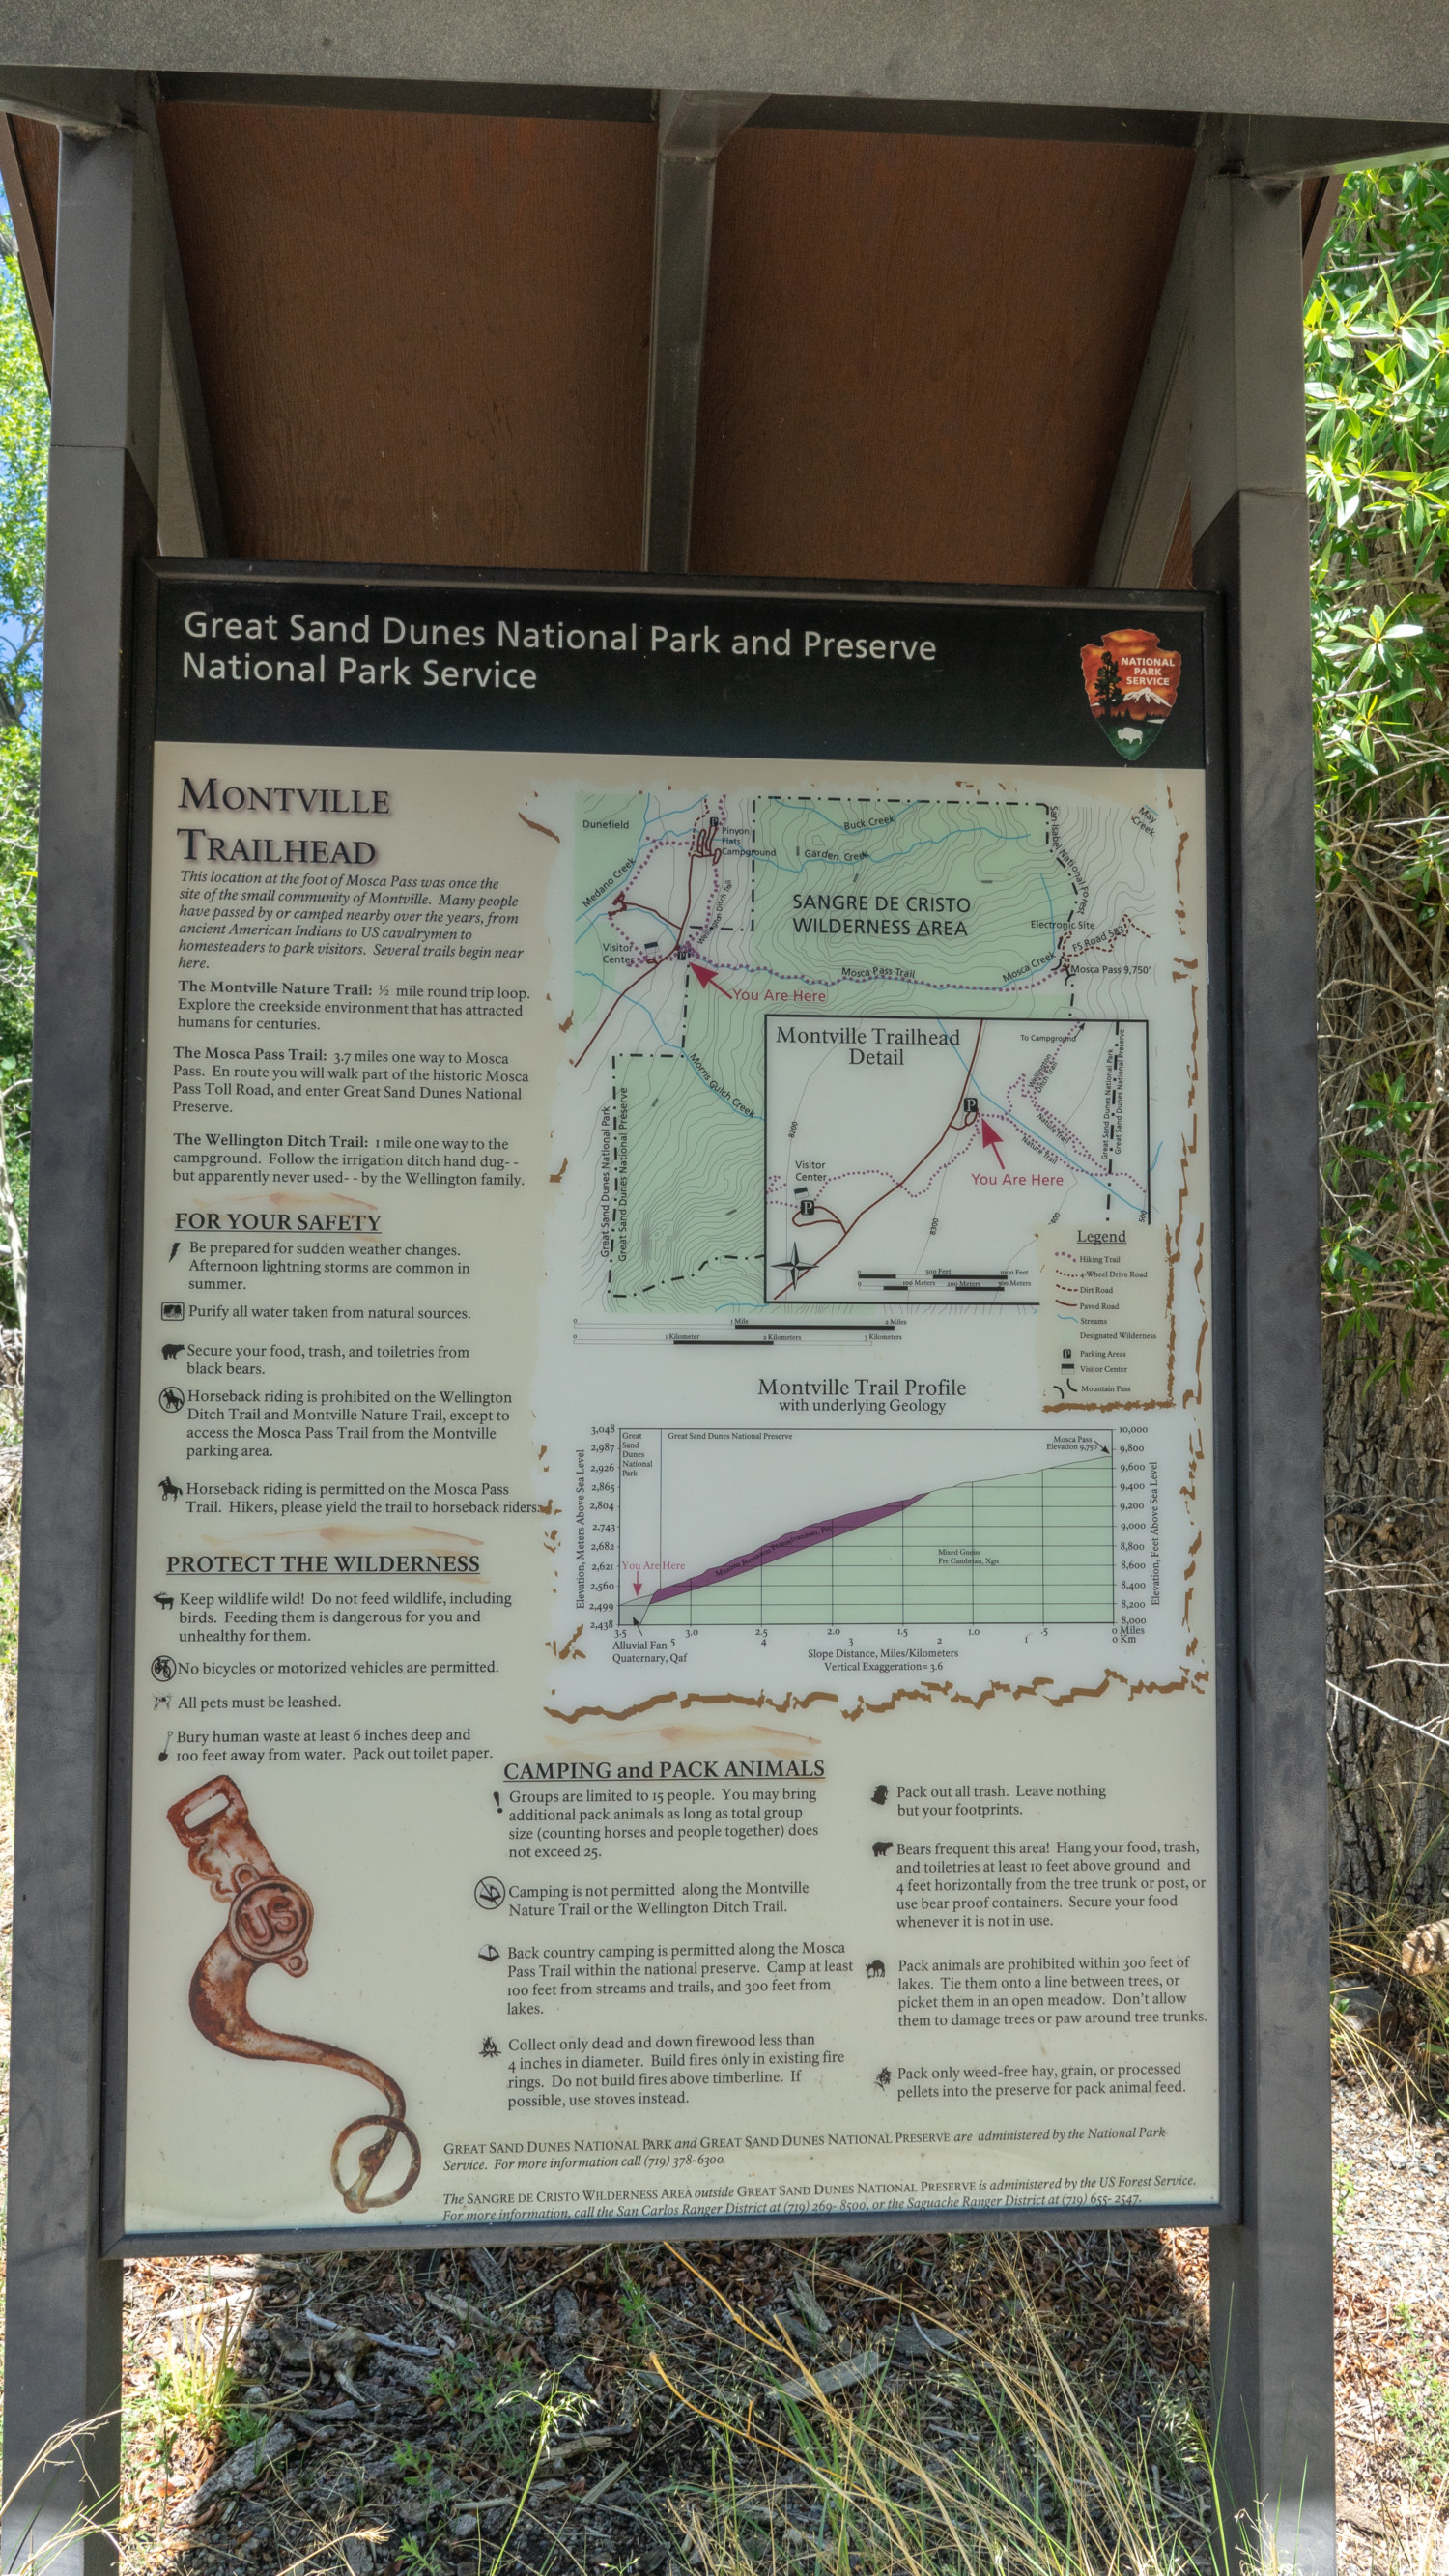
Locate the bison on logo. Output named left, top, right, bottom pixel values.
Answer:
left=1080, top=627, right=1181, bottom=762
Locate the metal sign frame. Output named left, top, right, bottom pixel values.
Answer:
left=2, top=116, right=1331, bottom=2576
left=99, top=558, right=1236, bottom=2256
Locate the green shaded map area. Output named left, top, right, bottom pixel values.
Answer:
left=753, top=797, right=1074, bottom=987
left=574, top=790, right=651, bottom=1038
left=611, top=1055, right=760, bottom=1307
left=577, top=792, right=1087, bottom=1312
left=639, top=1456, right=1114, bottom=1625
left=678, top=971, right=761, bottom=1117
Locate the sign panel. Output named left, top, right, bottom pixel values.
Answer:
left=109, top=571, right=1231, bottom=2246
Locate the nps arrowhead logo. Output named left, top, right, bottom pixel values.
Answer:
left=1079, top=627, right=1182, bottom=762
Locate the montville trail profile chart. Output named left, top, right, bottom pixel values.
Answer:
left=619, top=1428, right=1116, bottom=1628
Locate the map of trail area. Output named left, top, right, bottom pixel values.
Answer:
left=765, top=1012, right=1148, bottom=1304
left=566, top=788, right=1160, bottom=1314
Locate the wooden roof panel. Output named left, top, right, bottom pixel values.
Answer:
left=9, top=113, right=57, bottom=300
left=156, top=109, right=1193, bottom=585
left=693, top=130, right=1193, bottom=587
left=157, top=102, right=655, bottom=566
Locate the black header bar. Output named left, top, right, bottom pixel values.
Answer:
left=149, top=565, right=1210, bottom=768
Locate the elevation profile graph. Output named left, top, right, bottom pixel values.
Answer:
left=617, top=1427, right=1115, bottom=1629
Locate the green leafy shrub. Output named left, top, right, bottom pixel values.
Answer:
left=1309, top=168, right=1449, bottom=1356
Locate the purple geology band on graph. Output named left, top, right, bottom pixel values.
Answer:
left=647, top=1491, right=928, bottom=1607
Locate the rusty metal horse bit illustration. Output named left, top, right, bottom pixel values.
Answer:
left=168, top=1775, right=420, bottom=2210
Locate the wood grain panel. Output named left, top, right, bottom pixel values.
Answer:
left=692, top=131, right=1192, bottom=587
left=1161, top=493, right=1194, bottom=588
left=157, top=104, right=654, bottom=567
left=9, top=115, right=57, bottom=300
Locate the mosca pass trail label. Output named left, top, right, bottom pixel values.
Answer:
left=1079, top=628, right=1182, bottom=762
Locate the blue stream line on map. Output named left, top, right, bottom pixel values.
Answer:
left=576, top=971, right=759, bottom=1118
left=750, top=799, right=1037, bottom=878
left=1001, top=873, right=1058, bottom=984
left=576, top=793, right=715, bottom=937
left=935, top=1015, right=1146, bottom=1214
left=576, top=795, right=1042, bottom=935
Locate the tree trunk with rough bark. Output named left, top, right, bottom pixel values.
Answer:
left=1324, top=1317, right=1449, bottom=1916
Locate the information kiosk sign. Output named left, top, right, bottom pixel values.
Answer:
left=105, top=567, right=1232, bottom=2249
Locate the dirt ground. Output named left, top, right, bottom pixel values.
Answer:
left=119, top=2222, right=1215, bottom=2576
left=107, top=2063, right=1449, bottom=2576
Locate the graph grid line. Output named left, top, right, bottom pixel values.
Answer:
left=621, top=1438, right=1116, bottom=1629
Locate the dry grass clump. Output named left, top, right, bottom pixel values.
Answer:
left=1332, top=1896, right=1449, bottom=2111
left=117, top=2228, right=1215, bottom=2576
left=648, top=2242, right=1218, bottom=2576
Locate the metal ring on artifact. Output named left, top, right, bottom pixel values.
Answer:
left=227, top=1874, right=315, bottom=1974
left=330, top=2111, right=423, bottom=2211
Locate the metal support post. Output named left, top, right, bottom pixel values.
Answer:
left=1192, top=144, right=1334, bottom=2576
left=1, top=121, right=163, bottom=2576
left=135, top=81, right=226, bottom=555
left=641, top=90, right=765, bottom=574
